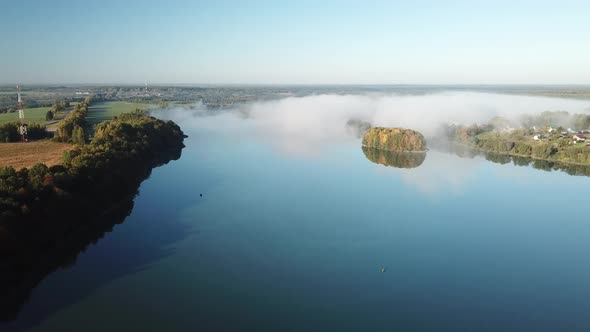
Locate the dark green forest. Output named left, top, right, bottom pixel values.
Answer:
left=0, top=110, right=185, bottom=221
left=0, top=123, right=48, bottom=143
left=0, top=110, right=185, bottom=320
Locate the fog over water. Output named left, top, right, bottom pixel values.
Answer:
left=155, top=92, right=590, bottom=155
left=150, top=92, right=590, bottom=195
left=8, top=91, right=590, bottom=332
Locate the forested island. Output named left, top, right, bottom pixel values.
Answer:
left=362, top=127, right=427, bottom=152
left=441, top=111, right=590, bottom=165
left=0, top=110, right=185, bottom=320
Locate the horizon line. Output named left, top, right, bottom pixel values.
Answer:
left=2, top=83, right=590, bottom=87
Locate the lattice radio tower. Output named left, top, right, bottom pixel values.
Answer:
left=17, top=84, right=28, bottom=142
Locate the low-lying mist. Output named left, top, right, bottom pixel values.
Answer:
left=154, top=91, right=590, bottom=155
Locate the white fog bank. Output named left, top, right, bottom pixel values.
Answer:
left=154, top=92, right=590, bottom=155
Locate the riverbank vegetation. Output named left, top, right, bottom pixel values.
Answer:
left=0, top=110, right=185, bottom=321
left=0, top=110, right=184, bottom=221
left=442, top=143, right=590, bottom=177
left=441, top=111, right=590, bottom=165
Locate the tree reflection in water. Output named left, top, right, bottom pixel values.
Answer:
left=0, top=146, right=186, bottom=330
left=362, top=147, right=427, bottom=169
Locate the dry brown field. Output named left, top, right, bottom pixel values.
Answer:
left=0, top=141, right=72, bottom=170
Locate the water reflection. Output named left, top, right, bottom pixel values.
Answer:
left=362, top=141, right=590, bottom=197
left=359, top=143, right=480, bottom=194
left=503, top=155, right=590, bottom=176
left=362, top=147, right=427, bottom=169
left=438, top=142, right=590, bottom=177
left=0, top=147, right=187, bottom=331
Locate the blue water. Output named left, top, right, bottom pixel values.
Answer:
left=6, top=123, right=590, bottom=332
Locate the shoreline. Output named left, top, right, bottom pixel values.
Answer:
left=435, top=140, right=590, bottom=168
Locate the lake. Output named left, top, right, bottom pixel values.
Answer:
left=4, top=108, right=590, bottom=332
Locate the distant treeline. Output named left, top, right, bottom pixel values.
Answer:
left=0, top=123, right=48, bottom=143
left=520, top=111, right=590, bottom=130
left=53, top=97, right=91, bottom=144
left=0, top=93, right=106, bottom=114
left=0, top=98, right=53, bottom=114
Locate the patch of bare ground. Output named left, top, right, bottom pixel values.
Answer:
left=0, top=141, right=72, bottom=170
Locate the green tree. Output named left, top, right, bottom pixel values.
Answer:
left=72, top=125, right=85, bottom=145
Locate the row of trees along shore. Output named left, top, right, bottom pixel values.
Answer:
left=445, top=123, right=590, bottom=165
left=0, top=111, right=185, bottom=321
left=0, top=110, right=185, bottom=223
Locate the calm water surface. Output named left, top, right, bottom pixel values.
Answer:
left=5, top=121, right=590, bottom=332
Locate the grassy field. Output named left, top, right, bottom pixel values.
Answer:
left=0, top=141, right=72, bottom=170
left=1, top=101, right=158, bottom=134
left=0, top=107, right=51, bottom=124
left=87, top=101, right=158, bottom=126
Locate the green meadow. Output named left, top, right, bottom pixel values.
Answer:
left=0, top=107, right=51, bottom=124
left=86, top=101, right=158, bottom=125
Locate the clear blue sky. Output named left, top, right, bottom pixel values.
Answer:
left=1, top=0, right=589, bottom=84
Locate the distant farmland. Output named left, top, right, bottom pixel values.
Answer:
left=0, top=141, right=71, bottom=170
left=87, top=101, right=158, bottom=126
left=0, top=101, right=148, bottom=170
left=0, top=107, right=51, bottom=124
left=1, top=101, right=159, bottom=127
